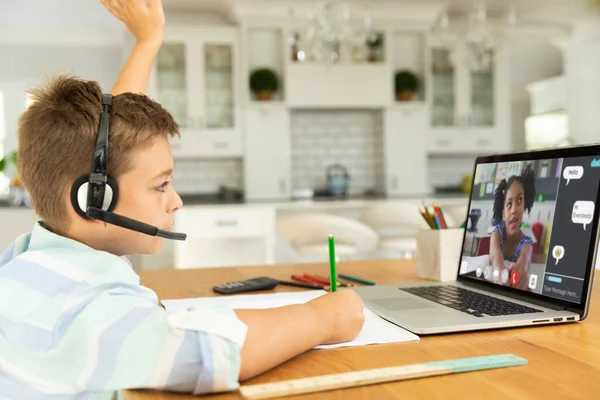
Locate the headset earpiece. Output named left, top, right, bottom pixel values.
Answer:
left=70, top=175, right=119, bottom=219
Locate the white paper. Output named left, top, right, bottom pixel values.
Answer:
left=162, top=291, right=419, bottom=349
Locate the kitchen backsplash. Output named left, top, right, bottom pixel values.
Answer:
left=171, top=158, right=243, bottom=195
left=290, top=110, right=385, bottom=195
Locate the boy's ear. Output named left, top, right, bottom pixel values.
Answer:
left=70, top=175, right=119, bottom=220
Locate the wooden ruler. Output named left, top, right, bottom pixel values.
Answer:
left=239, top=354, right=527, bottom=400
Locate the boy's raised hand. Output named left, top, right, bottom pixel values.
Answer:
left=100, top=0, right=165, bottom=44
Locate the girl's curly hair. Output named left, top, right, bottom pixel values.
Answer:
left=492, top=166, right=536, bottom=225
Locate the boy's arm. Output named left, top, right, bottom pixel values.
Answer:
left=234, top=304, right=326, bottom=381
left=234, top=290, right=365, bottom=381
left=100, top=0, right=165, bottom=95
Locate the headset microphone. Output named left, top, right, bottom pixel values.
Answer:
left=87, top=207, right=186, bottom=240
left=70, top=93, right=187, bottom=241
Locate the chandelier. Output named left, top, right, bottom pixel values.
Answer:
left=289, top=1, right=376, bottom=64
left=431, top=2, right=517, bottom=71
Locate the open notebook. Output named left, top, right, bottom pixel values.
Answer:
left=162, top=290, right=419, bottom=349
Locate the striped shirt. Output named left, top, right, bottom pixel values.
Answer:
left=494, top=220, right=536, bottom=263
left=0, top=222, right=247, bottom=400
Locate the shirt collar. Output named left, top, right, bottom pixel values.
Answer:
left=27, top=221, right=137, bottom=277
left=27, top=221, right=94, bottom=252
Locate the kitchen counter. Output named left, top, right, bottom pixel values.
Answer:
left=0, top=193, right=469, bottom=214
left=179, top=192, right=469, bottom=209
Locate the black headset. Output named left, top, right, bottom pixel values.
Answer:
left=70, top=94, right=187, bottom=241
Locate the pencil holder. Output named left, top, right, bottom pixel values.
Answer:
left=416, top=228, right=465, bottom=282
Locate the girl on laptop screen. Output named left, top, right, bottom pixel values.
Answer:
left=490, top=166, right=536, bottom=290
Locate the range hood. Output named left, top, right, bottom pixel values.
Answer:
left=525, top=75, right=570, bottom=150
left=286, top=64, right=392, bottom=108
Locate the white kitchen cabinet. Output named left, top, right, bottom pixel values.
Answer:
left=173, top=205, right=277, bottom=269
left=384, top=105, right=430, bottom=196
left=149, top=26, right=242, bottom=158
left=428, top=43, right=510, bottom=155
left=244, top=104, right=291, bottom=200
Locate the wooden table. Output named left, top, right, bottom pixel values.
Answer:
left=125, top=260, right=600, bottom=399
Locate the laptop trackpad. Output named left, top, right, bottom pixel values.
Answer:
left=370, top=297, right=435, bottom=311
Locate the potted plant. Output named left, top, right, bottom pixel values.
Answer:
left=366, top=33, right=383, bottom=62
left=249, top=68, right=279, bottom=101
left=394, top=70, right=420, bottom=102
left=0, top=151, right=17, bottom=176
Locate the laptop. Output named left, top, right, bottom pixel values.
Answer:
left=353, top=144, right=600, bottom=334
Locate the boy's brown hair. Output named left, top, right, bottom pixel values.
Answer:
left=17, top=75, right=179, bottom=235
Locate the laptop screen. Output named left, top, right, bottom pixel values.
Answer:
left=458, top=154, right=600, bottom=306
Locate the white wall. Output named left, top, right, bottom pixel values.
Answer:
left=0, top=44, right=122, bottom=157
left=509, top=36, right=563, bottom=152
left=565, top=31, right=600, bottom=145
left=509, top=37, right=564, bottom=99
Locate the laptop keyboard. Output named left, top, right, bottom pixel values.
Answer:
left=402, top=286, right=543, bottom=318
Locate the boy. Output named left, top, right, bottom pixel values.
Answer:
left=0, top=0, right=365, bottom=399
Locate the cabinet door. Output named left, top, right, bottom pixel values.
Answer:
left=244, top=106, right=291, bottom=200
left=203, top=42, right=236, bottom=132
left=468, top=52, right=495, bottom=128
left=196, top=39, right=243, bottom=156
left=431, top=48, right=456, bottom=127
left=384, top=106, right=429, bottom=195
left=154, top=40, right=195, bottom=130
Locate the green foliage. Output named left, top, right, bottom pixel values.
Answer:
left=0, top=151, right=18, bottom=173
left=366, top=33, right=383, bottom=49
left=395, top=70, right=420, bottom=92
left=249, top=68, right=279, bottom=93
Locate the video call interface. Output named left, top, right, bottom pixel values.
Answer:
left=459, top=155, right=600, bottom=304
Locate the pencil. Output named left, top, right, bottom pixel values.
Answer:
left=433, top=214, right=442, bottom=230
left=433, top=204, right=448, bottom=229
left=338, top=273, right=375, bottom=286
left=419, top=207, right=435, bottom=229
left=303, top=274, right=333, bottom=286
left=328, top=234, right=337, bottom=292
left=422, top=203, right=437, bottom=229
left=278, top=280, right=325, bottom=290
left=291, top=274, right=324, bottom=286
left=313, top=274, right=353, bottom=287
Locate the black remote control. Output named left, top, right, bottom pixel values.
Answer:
left=212, top=277, right=279, bottom=294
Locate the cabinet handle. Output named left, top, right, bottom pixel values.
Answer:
left=437, top=139, right=451, bottom=147
left=215, top=219, right=238, bottom=227
left=214, top=142, right=229, bottom=149
left=390, top=176, right=398, bottom=190
left=477, top=139, right=490, bottom=146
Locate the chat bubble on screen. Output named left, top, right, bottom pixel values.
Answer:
left=572, top=201, right=595, bottom=231
left=563, top=166, right=584, bottom=185
left=552, top=245, right=565, bottom=265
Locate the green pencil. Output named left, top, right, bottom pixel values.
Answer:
left=328, top=234, right=337, bottom=292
